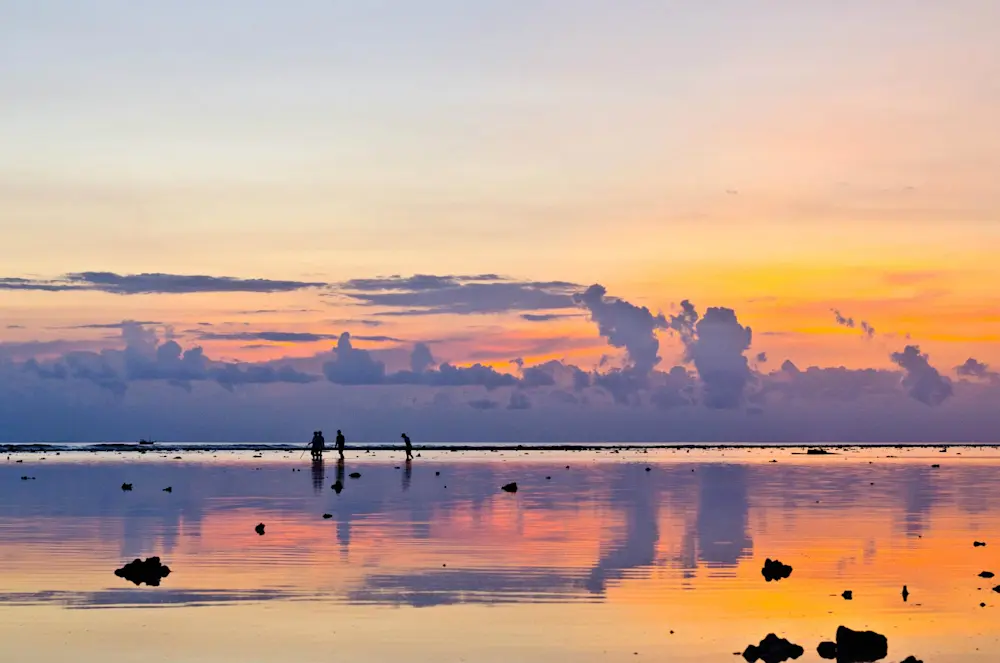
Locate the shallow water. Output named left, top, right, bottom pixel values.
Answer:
left=2, top=447, right=998, bottom=662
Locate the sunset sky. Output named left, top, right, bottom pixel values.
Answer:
left=2, top=2, right=999, bottom=441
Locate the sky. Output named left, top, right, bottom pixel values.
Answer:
left=2, top=1, right=999, bottom=441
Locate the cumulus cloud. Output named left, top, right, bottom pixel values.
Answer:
left=1, top=273, right=324, bottom=294
left=322, top=333, right=388, bottom=385
left=410, top=343, right=436, bottom=373
left=574, top=284, right=667, bottom=375
left=956, top=358, right=1000, bottom=383
left=669, top=301, right=754, bottom=409
left=340, top=274, right=580, bottom=315
left=520, top=364, right=557, bottom=388
left=21, top=322, right=318, bottom=394
left=649, top=366, right=695, bottom=410
left=425, top=363, right=518, bottom=390
left=761, top=365, right=899, bottom=402
left=890, top=345, right=953, bottom=406
left=860, top=321, right=876, bottom=338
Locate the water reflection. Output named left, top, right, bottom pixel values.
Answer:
left=3, top=450, right=1000, bottom=661
left=310, top=458, right=324, bottom=494
left=696, top=464, right=752, bottom=566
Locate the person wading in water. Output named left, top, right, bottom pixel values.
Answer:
left=309, top=430, right=326, bottom=461
left=401, top=433, right=413, bottom=461
left=335, top=429, right=346, bottom=460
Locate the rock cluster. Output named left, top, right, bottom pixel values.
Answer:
left=761, top=558, right=793, bottom=582
left=817, top=626, right=888, bottom=662
left=741, top=634, right=804, bottom=663
left=114, top=557, right=171, bottom=587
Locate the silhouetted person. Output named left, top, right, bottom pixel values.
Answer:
left=336, top=429, right=345, bottom=459
left=402, top=433, right=413, bottom=460
left=310, top=430, right=326, bottom=461
left=311, top=456, right=325, bottom=493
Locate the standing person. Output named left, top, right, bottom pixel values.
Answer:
left=336, top=429, right=346, bottom=460
left=309, top=431, right=325, bottom=461
left=401, top=433, right=413, bottom=461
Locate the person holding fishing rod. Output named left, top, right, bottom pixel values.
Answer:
left=305, top=430, right=326, bottom=461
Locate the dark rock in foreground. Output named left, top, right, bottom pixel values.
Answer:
left=331, top=481, right=343, bottom=494
left=348, top=472, right=361, bottom=479
left=841, top=590, right=853, bottom=600
left=816, top=642, right=837, bottom=660
left=817, top=626, right=888, bottom=663
left=979, top=571, right=995, bottom=578
left=114, top=556, right=171, bottom=587
left=162, top=486, right=172, bottom=493
left=255, top=523, right=265, bottom=535
left=323, top=513, right=332, bottom=519
left=974, top=541, right=987, bottom=547
left=121, top=483, right=132, bottom=491
left=742, top=634, right=804, bottom=663
left=761, top=558, right=793, bottom=582
left=807, top=448, right=830, bottom=455
left=501, top=482, right=518, bottom=493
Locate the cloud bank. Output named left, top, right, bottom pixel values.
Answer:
left=0, top=274, right=991, bottom=442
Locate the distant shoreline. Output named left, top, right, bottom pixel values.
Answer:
left=4, top=441, right=1000, bottom=453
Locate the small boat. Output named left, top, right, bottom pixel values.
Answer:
left=138, top=439, right=156, bottom=446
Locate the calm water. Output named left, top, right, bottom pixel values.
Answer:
left=2, top=447, right=998, bottom=662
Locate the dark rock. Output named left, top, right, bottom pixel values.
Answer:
left=645, top=467, right=651, bottom=472
left=331, top=481, right=343, bottom=493
left=348, top=472, right=361, bottom=479
left=255, top=523, right=265, bottom=535
left=841, top=590, right=853, bottom=600
left=830, top=625, right=888, bottom=663
left=20, top=476, right=35, bottom=481
left=974, top=541, right=987, bottom=547
left=816, top=642, right=837, bottom=660
left=501, top=482, right=518, bottom=493
left=435, top=471, right=440, bottom=476
left=162, top=487, right=172, bottom=493
left=899, top=657, right=922, bottom=663
left=761, top=558, right=793, bottom=582
left=546, top=476, right=552, bottom=480
left=931, top=464, right=940, bottom=468
left=741, top=633, right=804, bottom=663
left=902, top=585, right=909, bottom=601
left=121, top=483, right=133, bottom=491
left=807, top=448, right=830, bottom=455
left=114, top=556, right=171, bottom=586
left=323, top=513, right=332, bottom=519
left=979, top=571, right=995, bottom=578
left=981, top=602, right=987, bottom=607
left=993, top=585, right=1000, bottom=593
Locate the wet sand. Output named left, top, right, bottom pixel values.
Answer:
left=2, top=446, right=999, bottom=662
